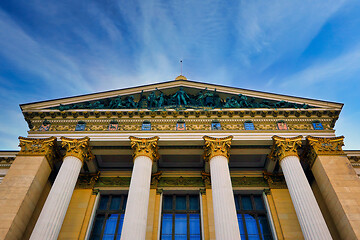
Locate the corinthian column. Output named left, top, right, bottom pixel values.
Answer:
left=120, top=136, right=159, bottom=240
left=203, top=136, right=241, bottom=240
left=30, top=137, right=94, bottom=240
left=269, top=135, right=332, bottom=240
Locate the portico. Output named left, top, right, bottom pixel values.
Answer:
left=1, top=77, right=359, bottom=240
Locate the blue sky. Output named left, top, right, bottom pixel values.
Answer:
left=0, top=0, right=359, bottom=150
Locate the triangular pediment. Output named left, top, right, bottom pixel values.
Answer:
left=20, top=80, right=343, bottom=111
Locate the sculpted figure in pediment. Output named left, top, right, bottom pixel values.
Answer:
left=147, top=91, right=158, bottom=108
left=172, top=87, right=190, bottom=106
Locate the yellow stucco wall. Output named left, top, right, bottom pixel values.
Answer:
left=266, top=192, right=284, bottom=240
left=58, top=189, right=93, bottom=239
left=270, top=189, right=303, bottom=240
left=205, top=189, right=216, bottom=240
left=151, top=192, right=161, bottom=240
left=146, top=189, right=156, bottom=239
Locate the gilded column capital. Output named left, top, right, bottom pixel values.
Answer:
left=18, top=136, right=58, bottom=167
left=269, top=135, right=303, bottom=162
left=203, top=135, right=233, bottom=161
left=60, top=137, right=94, bottom=163
left=129, top=136, right=160, bottom=162
left=306, top=136, right=345, bottom=167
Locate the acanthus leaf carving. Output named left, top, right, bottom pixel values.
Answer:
left=203, top=135, right=233, bottom=161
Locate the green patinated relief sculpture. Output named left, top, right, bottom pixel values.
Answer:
left=51, top=87, right=313, bottom=111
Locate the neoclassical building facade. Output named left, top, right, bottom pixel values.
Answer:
left=0, top=76, right=359, bottom=240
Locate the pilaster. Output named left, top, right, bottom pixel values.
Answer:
left=0, top=136, right=57, bottom=240
left=307, top=136, right=360, bottom=239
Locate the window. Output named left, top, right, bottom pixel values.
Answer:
left=244, top=121, right=255, bottom=130
left=161, top=194, right=201, bottom=240
left=176, top=121, right=186, bottom=131
left=211, top=121, right=221, bottom=130
left=39, top=119, right=51, bottom=131
left=90, top=194, right=127, bottom=240
left=312, top=121, right=324, bottom=130
left=142, top=121, right=151, bottom=131
left=75, top=121, right=86, bottom=131
left=234, top=194, right=273, bottom=240
left=276, top=121, right=288, bottom=130
left=109, top=120, right=119, bottom=131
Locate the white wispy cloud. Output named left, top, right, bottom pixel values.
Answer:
left=280, top=45, right=360, bottom=89
left=0, top=0, right=359, bottom=149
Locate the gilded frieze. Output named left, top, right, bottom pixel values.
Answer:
left=255, top=124, right=277, bottom=130
left=186, top=124, right=208, bottom=131
left=289, top=124, right=312, bottom=130
left=157, top=177, right=205, bottom=187
left=29, top=115, right=335, bottom=133
left=201, top=171, right=211, bottom=188
left=263, top=172, right=287, bottom=189
left=76, top=172, right=100, bottom=189
left=222, top=124, right=244, bottom=131
left=151, top=171, right=162, bottom=188
left=95, top=177, right=131, bottom=187
left=231, top=177, right=269, bottom=187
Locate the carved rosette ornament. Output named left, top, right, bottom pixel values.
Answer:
left=203, top=135, right=233, bottom=161
left=306, top=136, right=345, bottom=167
left=18, top=136, right=58, bottom=167
left=129, top=136, right=160, bottom=162
left=60, top=137, right=94, bottom=163
left=269, top=135, right=303, bottom=162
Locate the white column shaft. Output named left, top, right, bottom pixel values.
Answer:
left=30, top=156, right=82, bottom=240
left=209, top=155, right=241, bottom=240
left=281, top=155, right=332, bottom=240
left=120, top=155, right=153, bottom=240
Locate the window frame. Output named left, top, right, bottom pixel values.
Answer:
left=244, top=120, right=255, bottom=130
left=89, top=194, right=128, bottom=240
left=160, top=194, right=202, bottom=240
left=234, top=193, right=273, bottom=240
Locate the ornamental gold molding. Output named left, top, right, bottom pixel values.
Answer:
left=306, top=136, right=345, bottom=167
left=306, top=136, right=345, bottom=155
left=129, top=136, right=160, bottom=161
left=269, top=135, right=303, bottom=162
left=18, top=136, right=58, bottom=166
left=203, top=135, right=233, bottom=161
left=263, top=172, right=287, bottom=189
left=61, top=137, right=94, bottom=163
